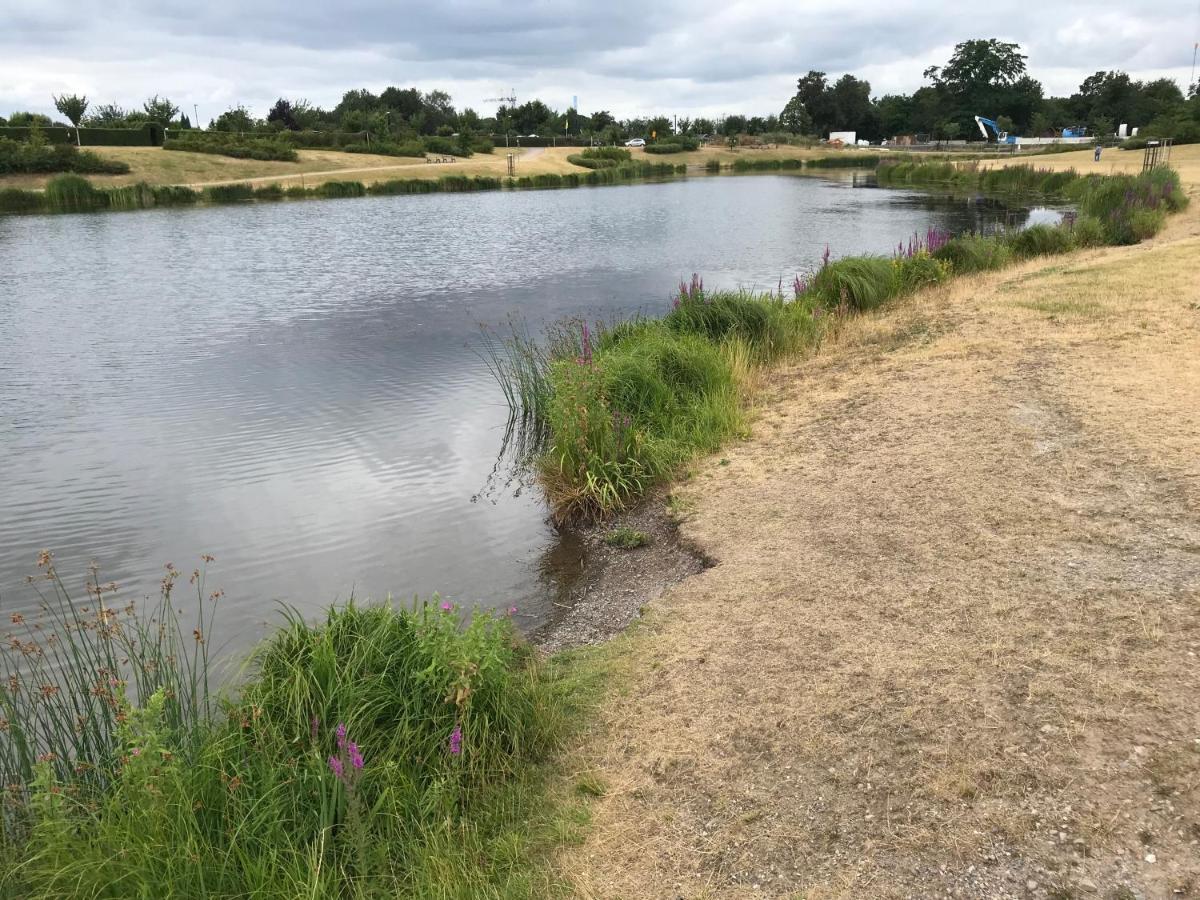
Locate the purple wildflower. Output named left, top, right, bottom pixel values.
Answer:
left=335, top=722, right=347, bottom=750
left=440, top=600, right=452, bottom=612
left=793, top=275, right=808, bottom=298
left=347, top=742, right=364, bottom=770
left=508, top=606, right=518, bottom=616
left=821, top=244, right=831, bottom=268
left=328, top=755, right=344, bottom=779
left=449, top=724, right=463, bottom=755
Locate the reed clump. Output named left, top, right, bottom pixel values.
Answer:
left=490, top=165, right=1187, bottom=522
left=1, top=557, right=590, bottom=898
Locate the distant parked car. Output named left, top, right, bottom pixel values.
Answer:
left=526, top=133, right=539, bottom=138
left=624, top=138, right=646, bottom=147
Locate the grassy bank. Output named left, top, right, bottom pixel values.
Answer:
left=0, top=161, right=687, bottom=215
left=0, top=559, right=598, bottom=898
left=491, top=165, right=1188, bottom=522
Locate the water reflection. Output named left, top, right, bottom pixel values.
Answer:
left=0, top=174, right=1064, bottom=649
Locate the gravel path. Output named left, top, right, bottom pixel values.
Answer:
left=560, top=210, right=1200, bottom=898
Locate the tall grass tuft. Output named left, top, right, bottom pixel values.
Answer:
left=312, top=180, right=367, bottom=199
left=809, top=256, right=898, bottom=311
left=43, top=174, right=105, bottom=212
left=0, top=555, right=217, bottom=820
left=204, top=183, right=255, bottom=203
left=0, top=188, right=44, bottom=213
left=3, top=564, right=590, bottom=898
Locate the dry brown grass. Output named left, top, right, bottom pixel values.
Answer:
left=560, top=185, right=1200, bottom=897
left=0, top=144, right=573, bottom=190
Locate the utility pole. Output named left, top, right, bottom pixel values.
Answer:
left=193, top=103, right=199, bottom=130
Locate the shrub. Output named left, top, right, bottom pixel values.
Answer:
left=253, top=183, right=285, bottom=200
left=204, top=183, right=255, bottom=202
left=422, top=135, right=468, bottom=157
left=368, top=178, right=441, bottom=195
left=1007, top=223, right=1075, bottom=258
left=567, top=154, right=620, bottom=169
left=580, top=147, right=631, bottom=163
left=1127, top=208, right=1167, bottom=242
left=1069, top=167, right=1187, bottom=244
left=663, top=285, right=807, bottom=361
left=340, top=140, right=425, bottom=158
left=165, top=136, right=298, bottom=162
left=932, top=234, right=1013, bottom=273
left=44, top=174, right=105, bottom=212
left=894, top=252, right=951, bottom=292
left=704, top=158, right=721, bottom=173
left=0, top=187, right=44, bottom=212
left=4, top=579, right=576, bottom=899
left=541, top=326, right=740, bottom=521
left=1067, top=215, right=1107, bottom=248
left=312, top=180, right=366, bottom=199
left=731, top=157, right=803, bottom=171
left=809, top=257, right=899, bottom=311
left=0, top=136, right=130, bottom=175
left=644, top=143, right=685, bottom=154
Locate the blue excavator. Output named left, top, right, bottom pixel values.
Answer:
left=974, top=115, right=1018, bottom=144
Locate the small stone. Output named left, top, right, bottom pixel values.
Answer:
left=1145, top=852, right=1157, bottom=863
left=1027, top=879, right=1039, bottom=891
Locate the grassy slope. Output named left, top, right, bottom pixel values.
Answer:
left=559, top=154, right=1200, bottom=897
left=0, top=143, right=828, bottom=191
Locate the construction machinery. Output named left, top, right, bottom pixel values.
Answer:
left=974, top=115, right=1017, bottom=144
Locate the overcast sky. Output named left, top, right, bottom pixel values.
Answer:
left=3, top=1, right=1198, bottom=123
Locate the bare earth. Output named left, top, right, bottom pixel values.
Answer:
left=561, top=160, right=1200, bottom=898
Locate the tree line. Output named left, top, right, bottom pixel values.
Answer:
left=4, top=39, right=1198, bottom=144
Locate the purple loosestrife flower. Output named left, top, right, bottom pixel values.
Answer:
left=336, top=722, right=347, bottom=751
left=328, top=755, right=344, bottom=780
left=449, top=724, right=463, bottom=755
left=348, top=742, right=364, bottom=770
left=440, top=600, right=452, bottom=612
left=821, top=244, right=831, bottom=268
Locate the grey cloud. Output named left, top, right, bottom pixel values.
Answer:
left=1, top=0, right=1197, bottom=118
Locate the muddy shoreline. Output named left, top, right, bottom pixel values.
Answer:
left=531, top=488, right=711, bottom=653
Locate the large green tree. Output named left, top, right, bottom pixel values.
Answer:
left=924, top=39, right=1040, bottom=134
left=142, top=95, right=180, bottom=124
left=779, top=95, right=813, bottom=134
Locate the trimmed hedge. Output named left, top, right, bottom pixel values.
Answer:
left=0, top=124, right=163, bottom=146
left=164, top=136, right=298, bottom=162
left=0, top=138, right=130, bottom=175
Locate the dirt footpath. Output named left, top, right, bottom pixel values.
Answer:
left=561, top=210, right=1200, bottom=898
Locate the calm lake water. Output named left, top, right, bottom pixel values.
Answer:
left=0, top=174, right=1061, bottom=648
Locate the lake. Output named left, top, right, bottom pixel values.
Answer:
left=0, top=173, right=1062, bottom=648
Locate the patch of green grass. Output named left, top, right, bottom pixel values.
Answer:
left=604, top=527, right=651, bottom=549
left=809, top=256, right=899, bottom=311
left=1013, top=298, right=1109, bottom=319
left=2, top=562, right=606, bottom=899
left=574, top=774, right=607, bottom=798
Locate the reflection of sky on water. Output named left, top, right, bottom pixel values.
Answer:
left=0, top=175, right=1059, bottom=648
